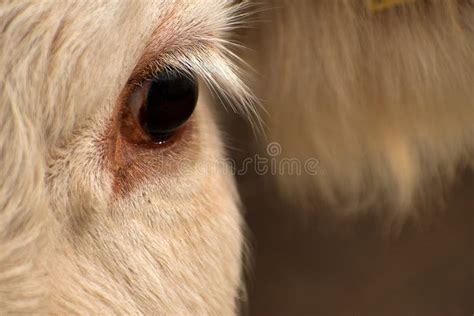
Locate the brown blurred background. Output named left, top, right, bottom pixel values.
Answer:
left=221, top=113, right=474, bottom=316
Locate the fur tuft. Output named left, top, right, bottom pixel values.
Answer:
left=250, top=0, right=474, bottom=217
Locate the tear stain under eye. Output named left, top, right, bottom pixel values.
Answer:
left=103, top=81, right=200, bottom=199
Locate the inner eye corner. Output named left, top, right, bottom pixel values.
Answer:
left=120, top=66, right=199, bottom=146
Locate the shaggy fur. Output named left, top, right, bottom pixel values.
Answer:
left=249, top=0, right=474, bottom=217
left=0, top=0, right=253, bottom=313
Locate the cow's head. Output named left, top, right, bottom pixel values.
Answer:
left=0, top=1, right=254, bottom=313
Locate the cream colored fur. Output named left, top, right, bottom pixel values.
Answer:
left=2, top=0, right=474, bottom=314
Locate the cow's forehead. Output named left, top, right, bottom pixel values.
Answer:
left=1, top=0, right=247, bottom=145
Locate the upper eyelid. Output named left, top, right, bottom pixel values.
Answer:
left=126, top=49, right=200, bottom=90
left=127, top=0, right=252, bottom=84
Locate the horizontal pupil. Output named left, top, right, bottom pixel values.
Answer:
left=140, top=70, right=198, bottom=139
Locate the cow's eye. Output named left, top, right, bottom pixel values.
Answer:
left=128, top=68, right=198, bottom=143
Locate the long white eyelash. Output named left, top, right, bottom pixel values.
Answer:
left=168, top=47, right=264, bottom=134
left=148, top=1, right=265, bottom=135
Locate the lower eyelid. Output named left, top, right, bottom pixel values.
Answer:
left=107, top=117, right=197, bottom=199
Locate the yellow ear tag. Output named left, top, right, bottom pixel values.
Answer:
left=367, top=0, right=415, bottom=12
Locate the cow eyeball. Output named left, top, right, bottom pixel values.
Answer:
left=128, top=68, right=198, bottom=143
